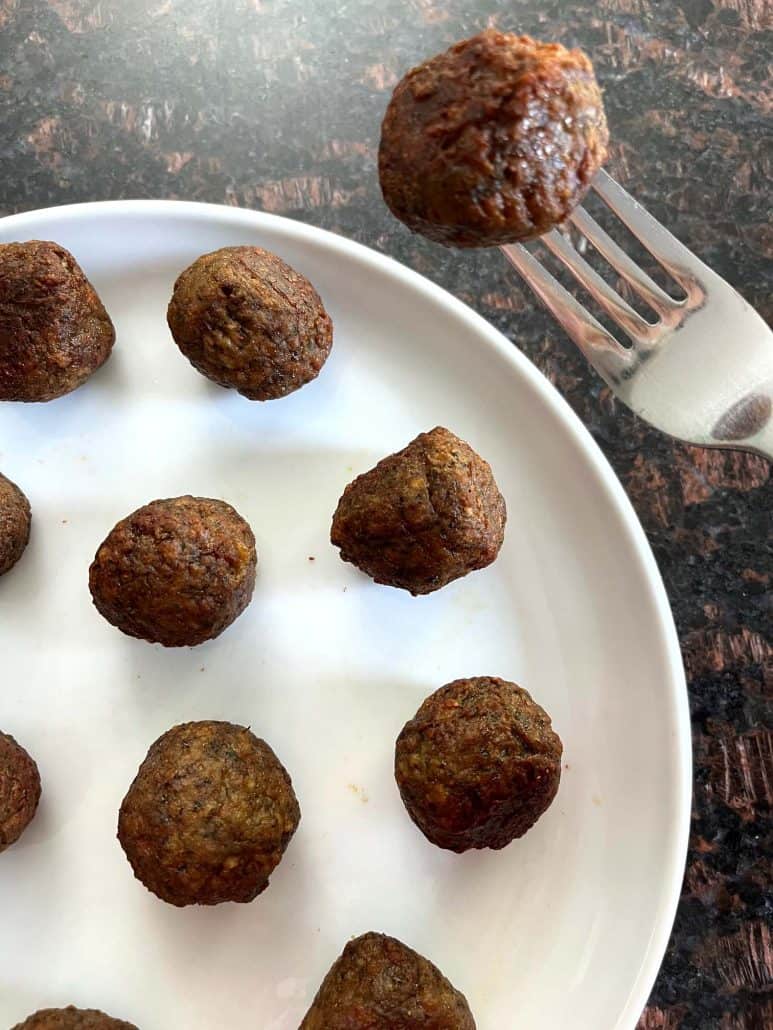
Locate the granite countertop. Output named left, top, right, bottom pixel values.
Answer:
left=0, top=1, right=770, bottom=1027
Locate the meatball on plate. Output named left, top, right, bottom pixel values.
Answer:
left=301, top=932, right=476, bottom=1028
left=396, top=677, right=562, bottom=852
left=167, top=246, right=333, bottom=400
left=331, top=426, right=506, bottom=595
left=0, top=201, right=689, bottom=1030
left=0, top=241, right=114, bottom=401
left=0, top=731, right=41, bottom=853
left=0, top=472, right=31, bottom=576
left=89, top=495, right=256, bottom=647
left=11, top=1008, right=137, bottom=1030
left=118, top=720, right=300, bottom=907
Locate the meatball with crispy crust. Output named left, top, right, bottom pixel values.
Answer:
left=379, top=30, right=608, bottom=246
left=331, top=426, right=505, bottom=595
left=167, top=246, right=333, bottom=400
left=0, top=731, right=41, bottom=854
left=395, top=677, right=562, bottom=852
left=89, top=495, right=256, bottom=647
left=300, top=932, right=476, bottom=1029
left=0, top=241, right=115, bottom=401
left=118, top=720, right=301, bottom=907
left=0, top=472, right=31, bottom=576
left=12, top=1006, right=137, bottom=1030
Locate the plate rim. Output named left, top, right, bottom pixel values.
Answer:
left=0, top=198, right=692, bottom=1029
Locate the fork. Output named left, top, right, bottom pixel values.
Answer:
left=501, top=170, right=773, bottom=460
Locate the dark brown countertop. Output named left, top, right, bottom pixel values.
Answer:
left=0, top=1, right=770, bottom=1027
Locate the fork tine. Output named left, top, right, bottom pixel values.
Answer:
left=592, top=170, right=704, bottom=292
left=541, top=228, right=659, bottom=344
left=569, top=205, right=680, bottom=319
left=501, top=243, right=633, bottom=386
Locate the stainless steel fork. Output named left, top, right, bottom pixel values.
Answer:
left=501, top=170, right=773, bottom=460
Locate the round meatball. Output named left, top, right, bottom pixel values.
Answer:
left=395, top=677, right=562, bottom=852
left=300, top=932, right=476, bottom=1029
left=379, top=30, right=609, bottom=247
left=167, top=246, right=333, bottom=400
left=0, top=731, right=41, bottom=853
left=11, top=1007, right=137, bottom=1030
left=331, top=426, right=506, bottom=595
left=0, top=240, right=115, bottom=401
left=89, top=495, right=256, bottom=647
left=0, top=472, right=31, bottom=576
left=118, top=720, right=301, bottom=906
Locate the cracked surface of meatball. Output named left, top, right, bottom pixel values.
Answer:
left=0, top=731, right=41, bottom=854
left=300, top=931, right=476, bottom=1029
left=395, top=677, right=562, bottom=852
left=0, top=473, right=31, bottom=576
left=118, top=720, right=301, bottom=907
left=12, top=1007, right=137, bottom=1030
left=379, top=30, right=608, bottom=247
left=89, top=495, right=256, bottom=647
left=167, top=246, right=333, bottom=400
left=331, top=426, right=505, bottom=595
left=0, top=240, right=115, bottom=401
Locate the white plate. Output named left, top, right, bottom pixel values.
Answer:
left=0, top=202, right=690, bottom=1030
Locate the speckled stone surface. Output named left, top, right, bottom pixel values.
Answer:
left=0, top=1, right=770, bottom=1027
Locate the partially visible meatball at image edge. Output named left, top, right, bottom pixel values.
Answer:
left=0, top=473, right=31, bottom=576
left=11, top=1006, right=138, bottom=1030
left=0, top=731, right=41, bottom=854
left=300, top=931, right=476, bottom=1029
left=379, top=30, right=609, bottom=247
left=0, top=240, right=115, bottom=402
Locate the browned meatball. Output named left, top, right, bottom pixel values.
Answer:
left=118, top=720, right=301, bottom=907
left=0, top=731, right=41, bottom=853
left=331, top=427, right=505, bottom=595
left=0, top=472, right=31, bottom=576
left=0, top=241, right=115, bottom=401
left=300, top=932, right=476, bottom=1029
left=167, top=246, right=333, bottom=400
left=89, top=495, right=256, bottom=647
left=379, top=30, right=608, bottom=247
left=395, top=677, right=562, bottom=852
left=11, top=1007, right=137, bottom=1030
